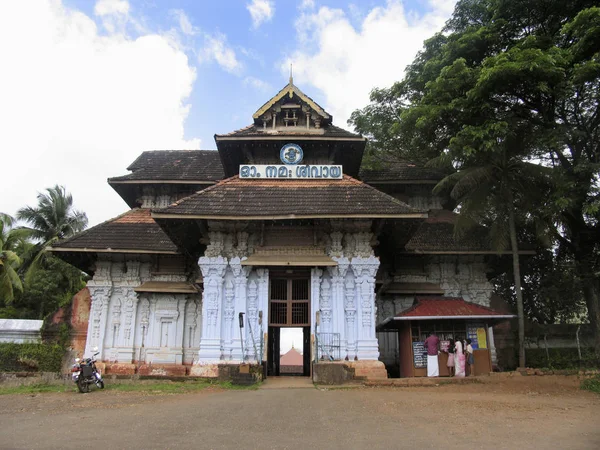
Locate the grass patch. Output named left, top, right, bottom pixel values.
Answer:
left=581, top=375, right=600, bottom=394
left=0, top=379, right=260, bottom=396
left=0, top=384, right=71, bottom=395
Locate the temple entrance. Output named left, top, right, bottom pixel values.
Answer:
left=266, top=271, right=311, bottom=376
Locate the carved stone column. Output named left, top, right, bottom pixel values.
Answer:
left=320, top=278, right=332, bottom=333
left=246, top=279, right=258, bottom=361
left=329, top=257, right=349, bottom=351
left=231, top=257, right=250, bottom=361
left=249, top=268, right=268, bottom=362
left=351, top=255, right=380, bottom=360
left=198, top=256, right=228, bottom=362
left=85, top=285, right=111, bottom=359
left=344, top=277, right=356, bottom=359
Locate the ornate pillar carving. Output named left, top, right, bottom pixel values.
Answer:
left=198, top=256, right=227, bottom=362
left=231, top=257, right=251, bottom=361
left=330, top=257, right=349, bottom=352
left=320, top=278, right=332, bottom=333
left=85, top=285, right=111, bottom=358
left=351, top=255, right=380, bottom=360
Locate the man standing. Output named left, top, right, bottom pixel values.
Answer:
left=424, top=331, right=440, bottom=377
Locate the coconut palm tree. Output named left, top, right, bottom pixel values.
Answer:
left=16, top=185, right=88, bottom=280
left=433, top=147, right=551, bottom=369
left=0, top=213, right=27, bottom=304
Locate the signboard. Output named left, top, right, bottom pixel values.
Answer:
left=240, top=164, right=343, bottom=179
left=476, top=328, right=487, bottom=349
left=412, top=341, right=427, bottom=369
left=467, top=323, right=486, bottom=350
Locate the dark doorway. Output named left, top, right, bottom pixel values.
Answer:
left=267, top=272, right=311, bottom=377
left=267, top=326, right=311, bottom=376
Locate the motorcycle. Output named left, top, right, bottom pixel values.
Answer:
left=72, top=347, right=104, bottom=393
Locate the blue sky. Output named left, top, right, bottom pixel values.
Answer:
left=0, top=0, right=457, bottom=224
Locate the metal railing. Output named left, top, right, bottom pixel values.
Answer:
left=316, top=332, right=341, bottom=361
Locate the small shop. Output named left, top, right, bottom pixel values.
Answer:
left=378, top=297, right=515, bottom=377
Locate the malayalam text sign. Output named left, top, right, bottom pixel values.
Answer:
left=239, top=165, right=343, bottom=179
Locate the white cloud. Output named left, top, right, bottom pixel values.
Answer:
left=94, top=0, right=129, bottom=16
left=247, top=0, right=274, bottom=28
left=170, top=9, right=196, bottom=36
left=299, top=0, right=315, bottom=10
left=243, top=76, right=272, bottom=92
left=199, top=33, right=242, bottom=74
left=284, top=0, right=457, bottom=129
left=0, top=1, right=200, bottom=226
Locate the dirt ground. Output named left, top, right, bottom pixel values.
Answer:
left=0, top=375, right=598, bottom=450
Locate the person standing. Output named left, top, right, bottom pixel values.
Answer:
left=466, top=338, right=475, bottom=376
left=446, top=338, right=455, bottom=377
left=424, top=331, right=440, bottom=377
left=454, top=337, right=466, bottom=377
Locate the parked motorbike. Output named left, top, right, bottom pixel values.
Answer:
left=72, top=347, right=104, bottom=393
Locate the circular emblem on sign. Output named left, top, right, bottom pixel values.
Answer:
left=280, top=143, right=303, bottom=165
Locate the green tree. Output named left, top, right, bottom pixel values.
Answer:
left=17, top=185, right=88, bottom=280
left=350, top=0, right=600, bottom=359
left=0, top=214, right=26, bottom=304
left=433, top=145, right=550, bottom=367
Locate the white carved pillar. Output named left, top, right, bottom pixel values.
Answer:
left=198, top=256, right=228, bottom=362
left=330, top=257, right=349, bottom=351
left=222, top=279, right=235, bottom=360
left=231, top=257, right=250, bottom=361
left=320, top=278, right=332, bottom=333
left=116, top=290, right=139, bottom=362
left=246, top=279, right=258, bottom=361
left=351, top=256, right=380, bottom=360
left=250, top=268, right=268, bottom=362
left=136, top=297, right=150, bottom=363
left=344, top=277, right=356, bottom=359
left=85, top=285, right=111, bottom=359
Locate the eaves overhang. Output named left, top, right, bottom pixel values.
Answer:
left=152, top=212, right=428, bottom=221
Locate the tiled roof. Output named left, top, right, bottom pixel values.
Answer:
left=215, top=124, right=363, bottom=139
left=109, top=150, right=224, bottom=182
left=51, top=209, right=178, bottom=253
left=404, top=210, right=493, bottom=252
left=280, top=347, right=303, bottom=366
left=395, top=297, right=513, bottom=318
left=153, top=175, right=426, bottom=219
left=359, top=160, right=445, bottom=182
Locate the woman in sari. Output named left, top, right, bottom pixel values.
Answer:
left=454, top=337, right=466, bottom=377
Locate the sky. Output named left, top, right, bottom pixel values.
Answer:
left=0, top=0, right=457, bottom=226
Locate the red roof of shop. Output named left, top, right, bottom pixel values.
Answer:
left=393, top=297, right=515, bottom=320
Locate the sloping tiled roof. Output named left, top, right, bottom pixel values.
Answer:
left=215, top=124, right=363, bottom=140
left=404, top=210, right=493, bottom=253
left=51, top=209, right=178, bottom=253
left=359, top=160, right=445, bottom=182
left=153, top=175, right=426, bottom=219
left=395, top=297, right=515, bottom=318
left=280, top=347, right=303, bottom=366
left=109, top=150, right=224, bottom=182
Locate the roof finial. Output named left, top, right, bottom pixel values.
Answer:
left=289, top=63, right=293, bottom=84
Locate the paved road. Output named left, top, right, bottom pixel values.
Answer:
left=1, top=378, right=599, bottom=450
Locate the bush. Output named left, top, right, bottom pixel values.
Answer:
left=0, top=342, right=64, bottom=373
left=581, top=376, right=600, bottom=394
left=525, top=347, right=599, bottom=370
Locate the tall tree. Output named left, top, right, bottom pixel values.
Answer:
left=350, top=0, right=600, bottom=358
left=433, top=144, right=551, bottom=367
left=16, top=185, right=88, bottom=279
left=0, top=214, right=26, bottom=304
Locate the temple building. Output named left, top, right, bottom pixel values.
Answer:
left=51, top=78, right=519, bottom=380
